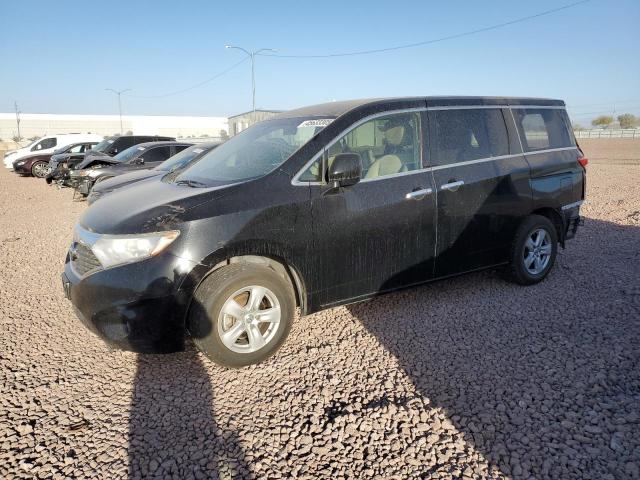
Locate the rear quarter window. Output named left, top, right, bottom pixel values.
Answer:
left=429, top=108, right=509, bottom=166
left=513, top=108, right=574, bottom=152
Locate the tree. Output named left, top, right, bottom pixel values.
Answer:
left=219, top=129, right=229, bottom=140
left=12, top=135, right=22, bottom=142
left=591, top=115, right=614, bottom=128
left=617, top=113, right=637, bottom=129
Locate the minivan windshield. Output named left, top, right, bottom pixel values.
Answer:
left=172, top=117, right=333, bottom=185
left=155, top=144, right=215, bottom=173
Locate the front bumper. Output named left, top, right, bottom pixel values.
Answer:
left=12, top=162, right=31, bottom=174
left=63, top=250, right=200, bottom=353
left=76, top=178, right=93, bottom=195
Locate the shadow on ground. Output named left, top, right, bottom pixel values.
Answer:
left=128, top=347, right=249, bottom=479
left=347, top=218, right=640, bottom=478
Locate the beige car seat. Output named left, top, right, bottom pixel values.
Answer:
left=364, top=125, right=406, bottom=179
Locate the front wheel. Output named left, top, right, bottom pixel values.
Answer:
left=31, top=161, right=50, bottom=178
left=507, top=215, right=558, bottom=285
left=188, top=263, right=295, bottom=367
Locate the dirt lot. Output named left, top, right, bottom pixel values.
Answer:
left=1, top=141, right=639, bottom=479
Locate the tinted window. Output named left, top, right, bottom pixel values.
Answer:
left=141, top=146, right=173, bottom=163
left=116, top=137, right=136, bottom=150
left=299, top=112, right=421, bottom=182
left=173, top=144, right=190, bottom=155
left=431, top=109, right=508, bottom=166
left=513, top=108, right=574, bottom=151
left=32, top=137, right=57, bottom=151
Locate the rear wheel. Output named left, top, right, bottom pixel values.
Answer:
left=188, top=262, right=295, bottom=367
left=507, top=215, right=558, bottom=285
left=31, top=161, right=49, bottom=178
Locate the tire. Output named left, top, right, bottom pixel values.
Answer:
left=188, top=262, right=295, bottom=368
left=507, top=214, right=558, bottom=285
left=31, top=161, right=49, bottom=178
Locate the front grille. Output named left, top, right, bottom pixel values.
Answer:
left=71, top=242, right=102, bottom=277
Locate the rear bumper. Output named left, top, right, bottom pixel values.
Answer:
left=562, top=201, right=583, bottom=240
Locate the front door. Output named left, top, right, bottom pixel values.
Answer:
left=300, top=110, right=437, bottom=307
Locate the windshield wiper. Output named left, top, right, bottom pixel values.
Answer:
left=175, top=179, right=208, bottom=188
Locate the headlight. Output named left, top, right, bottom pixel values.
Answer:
left=77, top=169, right=103, bottom=178
left=81, top=230, right=180, bottom=269
left=16, top=160, right=26, bottom=166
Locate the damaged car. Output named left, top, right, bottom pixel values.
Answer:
left=47, top=135, right=175, bottom=187
left=87, top=142, right=221, bottom=205
left=63, top=97, right=585, bottom=368
left=71, top=141, right=192, bottom=197
left=45, top=141, right=100, bottom=183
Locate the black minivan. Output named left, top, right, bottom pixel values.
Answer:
left=63, top=97, right=586, bottom=367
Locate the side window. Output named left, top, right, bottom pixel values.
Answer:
left=173, top=145, right=189, bottom=155
left=298, top=111, right=422, bottom=182
left=32, top=137, right=57, bottom=151
left=68, top=144, right=84, bottom=153
left=143, top=146, right=173, bottom=163
left=431, top=109, right=509, bottom=166
left=513, top=108, right=574, bottom=151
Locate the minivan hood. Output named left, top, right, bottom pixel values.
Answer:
left=80, top=177, right=237, bottom=234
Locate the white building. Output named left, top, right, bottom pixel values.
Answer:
left=0, top=113, right=229, bottom=141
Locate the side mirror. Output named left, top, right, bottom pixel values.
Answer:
left=136, top=157, right=144, bottom=164
left=326, top=153, right=362, bottom=187
left=108, top=148, right=118, bottom=155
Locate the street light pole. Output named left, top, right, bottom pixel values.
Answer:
left=105, top=88, right=131, bottom=134
left=14, top=101, right=21, bottom=141
left=225, top=45, right=275, bottom=113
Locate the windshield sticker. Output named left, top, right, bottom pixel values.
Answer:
left=107, top=140, right=114, bottom=144
left=298, top=119, right=333, bottom=128
left=137, top=146, right=146, bottom=151
left=192, top=148, right=204, bottom=153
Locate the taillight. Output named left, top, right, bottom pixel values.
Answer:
left=578, top=156, right=588, bottom=168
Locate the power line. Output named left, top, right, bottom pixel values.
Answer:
left=126, top=57, right=249, bottom=99
left=261, top=0, right=592, bottom=59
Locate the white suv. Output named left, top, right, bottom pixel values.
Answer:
left=3, top=133, right=104, bottom=169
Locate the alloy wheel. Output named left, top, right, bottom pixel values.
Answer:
left=217, top=285, right=281, bottom=353
left=523, top=228, right=552, bottom=275
left=32, top=162, right=49, bottom=178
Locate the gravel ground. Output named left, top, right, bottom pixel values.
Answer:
left=1, top=143, right=639, bottom=479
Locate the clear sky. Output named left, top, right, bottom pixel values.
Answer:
left=1, top=0, right=639, bottom=125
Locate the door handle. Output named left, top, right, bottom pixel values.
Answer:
left=405, top=188, right=433, bottom=201
left=441, top=180, right=464, bottom=192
